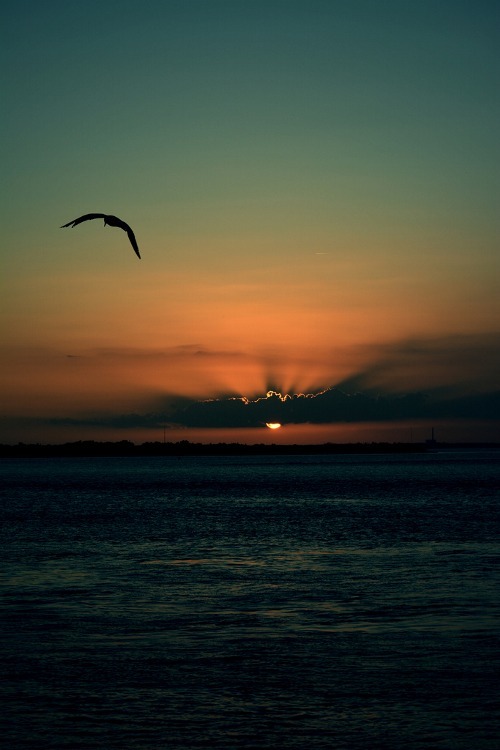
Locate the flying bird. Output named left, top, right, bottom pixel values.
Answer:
left=61, top=213, right=141, bottom=259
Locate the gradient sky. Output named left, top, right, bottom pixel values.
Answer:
left=1, top=0, right=499, bottom=444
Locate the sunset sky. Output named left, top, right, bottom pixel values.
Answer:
left=2, top=0, right=499, bottom=444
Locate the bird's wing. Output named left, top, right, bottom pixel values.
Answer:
left=112, top=216, right=141, bottom=258
left=126, top=228, right=141, bottom=259
left=60, top=213, right=106, bottom=228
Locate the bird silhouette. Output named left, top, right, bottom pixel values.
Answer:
left=61, top=213, right=141, bottom=259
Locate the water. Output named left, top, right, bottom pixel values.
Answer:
left=1, top=451, right=499, bottom=749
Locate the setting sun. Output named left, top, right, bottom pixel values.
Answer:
left=266, top=423, right=282, bottom=430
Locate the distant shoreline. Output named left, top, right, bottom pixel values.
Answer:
left=1, top=440, right=498, bottom=458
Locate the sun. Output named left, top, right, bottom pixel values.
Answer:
left=266, top=422, right=282, bottom=430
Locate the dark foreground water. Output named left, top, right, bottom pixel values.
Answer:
left=1, top=451, right=499, bottom=749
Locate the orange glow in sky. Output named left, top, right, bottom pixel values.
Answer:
left=1, top=2, right=499, bottom=445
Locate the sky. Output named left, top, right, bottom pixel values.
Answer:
left=1, top=0, right=499, bottom=445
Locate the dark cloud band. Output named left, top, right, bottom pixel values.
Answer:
left=29, top=385, right=500, bottom=431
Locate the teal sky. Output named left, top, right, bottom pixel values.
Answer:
left=1, top=0, right=499, bottom=443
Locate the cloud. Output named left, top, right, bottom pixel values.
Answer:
left=336, top=333, right=500, bottom=395
left=149, top=331, right=500, bottom=430
left=174, top=389, right=422, bottom=428
left=32, top=384, right=499, bottom=432
left=2, top=332, right=499, bottom=434
left=172, top=387, right=500, bottom=429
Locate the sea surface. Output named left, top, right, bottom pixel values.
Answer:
left=1, top=451, right=499, bottom=749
